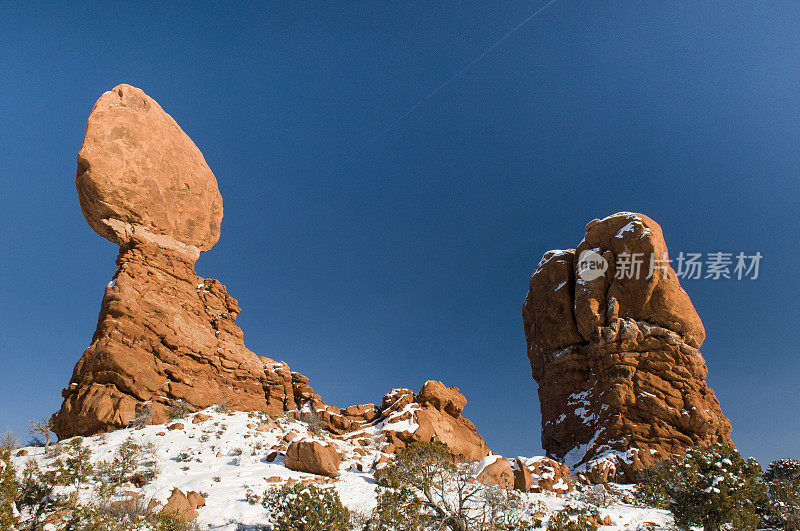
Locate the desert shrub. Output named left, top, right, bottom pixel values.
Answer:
left=765, top=458, right=800, bottom=483
left=146, top=509, right=197, bottom=530
left=54, top=437, right=94, bottom=495
left=371, top=484, right=425, bottom=529
left=477, top=487, right=537, bottom=529
left=349, top=510, right=372, bottom=529
left=635, top=443, right=766, bottom=531
left=29, top=417, right=55, bottom=450
left=98, top=437, right=159, bottom=490
left=111, top=437, right=143, bottom=484
left=129, top=403, right=153, bottom=428
left=168, top=399, right=193, bottom=420
left=546, top=511, right=597, bottom=531
left=0, top=448, right=19, bottom=529
left=63, top=503, right=122, bottom=530
left=575, top=483, right=618, bottom=508
left=634, top=464, right=669, bottom=508
left=763, top=458, right=800, bottom=530
left=16, top=459, right=58, bottom=524
left=0, top=430, right=20, bottom=451
left=260, top=483, right=349, bottom=530
left=301, top=410, right=325, bottom=435
left=371, top=441, right=535, bottom=530
left=95, top=437, right=150, bottom=499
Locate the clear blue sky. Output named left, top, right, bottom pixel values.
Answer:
left=0, top=2, right=797, bottom=465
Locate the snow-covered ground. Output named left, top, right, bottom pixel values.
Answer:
left=11, top=409, right=675, bottom=529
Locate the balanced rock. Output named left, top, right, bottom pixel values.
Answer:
left=522, top=212, right=732, bottom=482
left=52, top=85, right=493, bottom=461
left=53, top=86, right=274, bottom=438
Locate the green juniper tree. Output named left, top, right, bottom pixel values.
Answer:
left=261, top=483, right=350, bottom=530
left=635, top=443, right=766, bottom=531
left=0, top=447, right=19, bottom=529
left=763, top=458, right=800, bottom=530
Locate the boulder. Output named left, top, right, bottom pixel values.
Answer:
left=161, top=488, right=198, bottom=522
left=512, top=458, right=534, bottom=492
left=284, top=440, right=341, bottom=477
left=476, top=456, right=514, bottom=489
left=413, top=407, right=489, bottom=462
left=186, top=491, right=206, bottom=509
left=76, top=84, right=222, bottom=254
left=526, top=457, right=573, bottom=493
left=416, top=380, right=467, bottom=417
left=522, top=212, right=732, bottom=482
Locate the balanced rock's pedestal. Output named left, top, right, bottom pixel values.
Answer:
left=522, top=212, right=732, bottom=482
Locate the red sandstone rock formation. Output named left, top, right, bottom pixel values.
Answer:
left=522, top=212, right=732, bottom=482
left=53, top=85, right=271, bottom=437
left=53, top=85, right=490, bottom=464
left=293, top=381, right=490, bottom=462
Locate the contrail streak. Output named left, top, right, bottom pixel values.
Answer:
left=365, top=0, right=559, bottom=147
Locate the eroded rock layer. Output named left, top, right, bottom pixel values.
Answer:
left=522, top=212, right=732, bottom=482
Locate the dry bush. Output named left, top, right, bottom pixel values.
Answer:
left=168, top=399, right=194, bottom=420
left=0, top=430, right=19, bottom=451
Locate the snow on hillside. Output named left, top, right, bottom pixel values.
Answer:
left=11, top=409, right=675, bottom=529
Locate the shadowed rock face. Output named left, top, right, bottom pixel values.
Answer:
left=522, top=212, right=732, bottom=482
left=53, top=85, right=491, bottom=464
